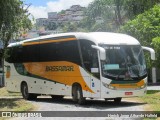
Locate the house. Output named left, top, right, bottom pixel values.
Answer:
left=36, top=18, right=48, bottom=28
left=36, top=5, right=86, bottom=29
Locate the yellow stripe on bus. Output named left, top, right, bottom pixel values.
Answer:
left=23, top=61, right=94, bottom=93
left=110, top=80, right=145, bottom=88
left=22, top=38, right=76, bottom=46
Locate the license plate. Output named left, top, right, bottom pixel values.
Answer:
left=125, top=92, right=133, bottom=95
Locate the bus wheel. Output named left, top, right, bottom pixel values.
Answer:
left=51, top=95, right=64, bottom=100
left=21, top=82, right=37, bottom=100
left=114, top=98, right=122, bottom=104
left=72, top=85, right=85, bottom=105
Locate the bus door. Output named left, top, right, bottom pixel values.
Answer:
left=90, top=53, right=101, bottom=98
left=79, top=40, right=100, bottom=98
left=83, top=60, right=100, bottom=98
left=90, top=71, right=100, bottom=98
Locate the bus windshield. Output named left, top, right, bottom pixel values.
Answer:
left=100, top=45, right=147, bottom=80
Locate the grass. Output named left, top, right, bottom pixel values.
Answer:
left=138, top=90, right=160, bottom=120
left=0, top=98, right=33, bottom=111
left=139, top=90, right=160, bottom=111
left=0, top=87, right=21, bottom=97
left=0, top=87, right=36, bottom=119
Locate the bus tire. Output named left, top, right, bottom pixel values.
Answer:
left=114, top=98, right=122, bottom=104
left=72, top=84, right=85, bottom=105
left=21, top=82, right=37, bottom=100
left=72, top=85, right=78, bottom=102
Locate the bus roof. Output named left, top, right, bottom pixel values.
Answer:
left=78, top=32, right=140, bottom=45
left=8, top=32, right=140, bottom=47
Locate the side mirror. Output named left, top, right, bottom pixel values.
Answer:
left=142, top=46, right=155, bottom=60
left=91, top=45, right=106, bottom=60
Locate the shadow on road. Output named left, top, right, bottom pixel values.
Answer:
left=31, top=97, right=146, bottom=110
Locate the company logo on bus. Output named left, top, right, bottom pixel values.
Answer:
left=46, top=66, right=74, bottom=72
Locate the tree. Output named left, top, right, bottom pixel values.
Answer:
left=114, top=0, right=124, bottom=26
left=78, top=16, right=95, bottom=31
left=0, top=0, right=32, bottom=56
left=120, top=5, right=160, bottom=46
left=86, top=0, right=112, bottom=19
left=59, top=10, right=66, bottom=15
left=124, top=0, right=160, bottom=20
left=120, top=5, right=160, bottom=67
left=47, top=22, right=57, bottom=30
left=152, top=37, right=160, bottom=67
left=79, top=0, right=159, bottom=32
left=63, top=22, right=77, bottom=32
left=82, top=0, right=125, bottom=31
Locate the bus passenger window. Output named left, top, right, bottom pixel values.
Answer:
left=92, top=50, right=99, bottom=68
left=79, top=40, right=100, bottom=79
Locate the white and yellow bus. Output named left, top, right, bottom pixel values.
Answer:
left=4, top=32, right=155, bottom=104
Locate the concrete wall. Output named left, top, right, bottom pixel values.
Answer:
left=148, top=67, right=160, bottom=84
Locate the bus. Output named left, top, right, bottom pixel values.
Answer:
left=4, top=32, right=155, bottom=104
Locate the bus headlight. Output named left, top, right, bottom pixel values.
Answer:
left=109, top=85, right=116, bottom=90
left=136, top=83, right=147, bottom=90
left=140, top=83, right=147, bottom=89
left=102, top=82, right=116, bottom=90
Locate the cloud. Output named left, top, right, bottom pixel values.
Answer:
left=29, top=6, right=48, bottom=19
left=28, top=0, right=94, bottom=19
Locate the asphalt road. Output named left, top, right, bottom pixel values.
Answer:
left=5, top=85, right=159, bottom=120
left=11, top=96, right=146, bottom=120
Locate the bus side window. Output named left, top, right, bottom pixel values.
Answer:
left=80, top=40, right=91, bottom=71
left=39, top=40, right=82, bottom=66
left=79, top=40, right=100, bottom=78
left=23, top=44, right=40, bottom=62
left=5, top=46, right=22, bottom=63
left=92, top=50, right=99, bottom=68
left=10, top=46, right=23, bottom=63
left=5, top=48, right=13, bottom=63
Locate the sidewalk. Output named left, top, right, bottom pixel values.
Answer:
left=147, top=85, right=160, bottom=90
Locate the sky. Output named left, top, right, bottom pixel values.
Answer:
left=24, top=0, right=94, bottom=19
